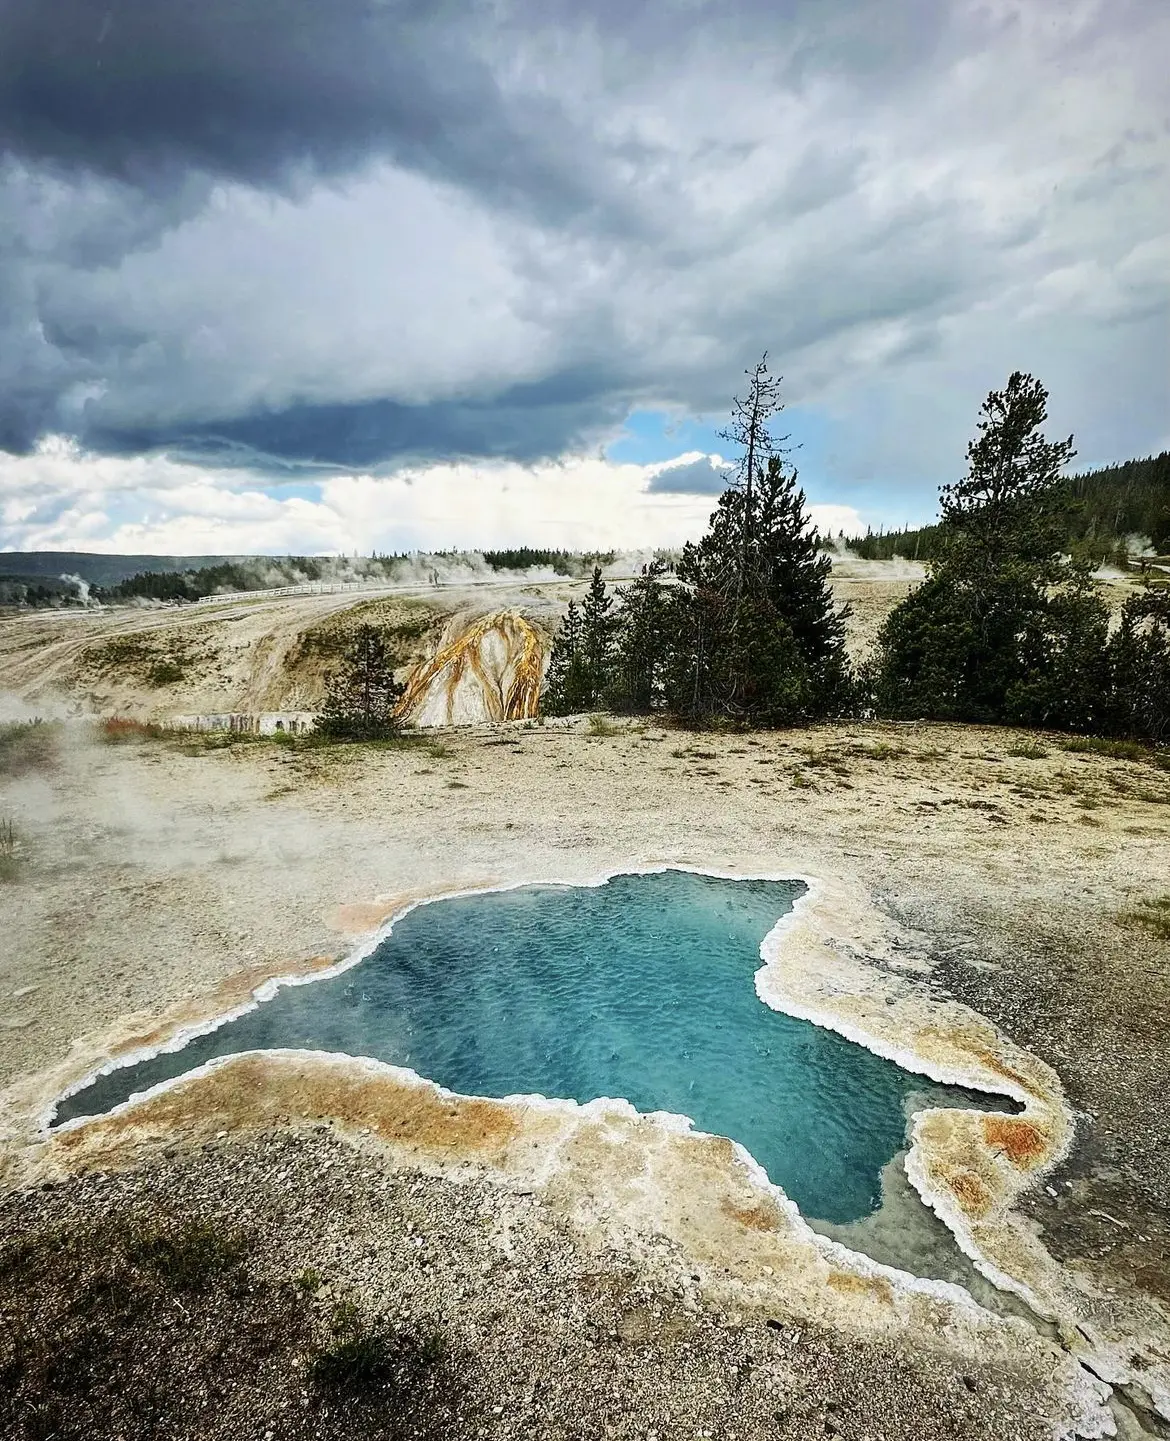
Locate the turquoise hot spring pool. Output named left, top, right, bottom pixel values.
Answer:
left=53, top=868, right=1003, bottom=1225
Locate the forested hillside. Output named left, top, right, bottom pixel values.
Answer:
left=843, top=451, right=1170, bottom=564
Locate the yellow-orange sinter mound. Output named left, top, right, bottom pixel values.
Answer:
left=395, top=610, right=546, bottom=727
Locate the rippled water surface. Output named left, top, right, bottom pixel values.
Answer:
left=56, top=869, right=994, bottom=1223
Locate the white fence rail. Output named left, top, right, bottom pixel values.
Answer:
left=192, top=580, right=386, bottom=605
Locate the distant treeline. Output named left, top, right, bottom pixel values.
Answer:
left=481, top=548, right=575, bottom=574
left=0, top=574, right=88, bottom=608
left=85, top=544, right=639, bottom=602
left=96, top=557, right=338, bottom=602
left=92, top=548, right=630, bottom=605
left=842, top=451, right=1170, bottom=564
left=1067, top=452, right=1170, bottom=557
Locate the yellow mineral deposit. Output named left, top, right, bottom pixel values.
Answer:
left=395, top=610, right=545, bottom=727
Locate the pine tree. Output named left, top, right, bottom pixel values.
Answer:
left=939, top=370, right=1076, bottom=584
left=542, top=600, right=590, bottom=715
left=1107, top=591, right=1170, bottom=743
left=718, top=354, right=788, bottom=601
left=608, top=560, right=673, bottom=713
left=580, top=566, right=617, bottom=703
left=316, top=624, right=405, bottom=739
left=670, top=456, right=851, bottom=724
left=874, top=372, right=1109, bottom=728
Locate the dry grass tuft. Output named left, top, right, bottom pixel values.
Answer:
left=1121, top=894, right=1170, bottom=941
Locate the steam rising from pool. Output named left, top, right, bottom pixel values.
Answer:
left=55, top=869, right=1003, bottom=1224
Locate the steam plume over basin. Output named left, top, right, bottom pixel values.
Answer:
left=53, top=870, right=1011, bottom=1225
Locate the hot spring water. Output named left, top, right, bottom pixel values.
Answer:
left=55, top=869, right=1002, bottom=1225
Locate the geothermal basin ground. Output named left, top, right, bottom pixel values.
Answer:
left=1, top=574, right=1169, bottom=1440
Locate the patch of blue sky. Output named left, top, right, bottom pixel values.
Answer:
left=605, top=408, right=726, bottom=466
left=606, top=405, right=914, bottom=519
left=608, top=405, right=830, bottom=474
left=258, top=480, right=324, bottom=504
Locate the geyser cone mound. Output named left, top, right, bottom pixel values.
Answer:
left=396, top=609, right=546, bottom=726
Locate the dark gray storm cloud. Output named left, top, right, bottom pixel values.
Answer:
left=645, top=458, right=733, bottom=495
left=0, top=0, right=1166, bottom=477
left=0, top=0, right=948, bottom=189
left=95, top=371, right=636, bottom=470
left=0, top=0, right=572, bottom=204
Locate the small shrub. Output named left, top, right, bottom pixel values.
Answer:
left=0, top=719, right=57, bottom=774
left=309, top=1301, right=448, bottom=1397
left=100, top=716, right=168, bottom=744
left=126, top=1218, right=250, bottom=1293
left=586, top=713, right=620, bottom=736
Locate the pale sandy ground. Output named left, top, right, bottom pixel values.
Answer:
left=1, top=569, right=1166, bottom=1438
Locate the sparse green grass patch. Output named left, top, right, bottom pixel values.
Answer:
left=855, top=740, right=908, bottom=761
left=84, top=632, right=199, bottom=688
left=586, top=713, right=621, bottom=736
left=0, top=1205, right=460, bottom=1439
left=1061, top=736, right=1170, bottom=770
left=801, top=747, right=851, bottom=775
left=309, top=1300, right=448, bottom=1398
left=126, top=1217, right=250, bottom=1293
left=147, top=659, right=186, bottom=685
left=1006, top=741, right=1049, bottom=759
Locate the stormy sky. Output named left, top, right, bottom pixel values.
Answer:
left=1, top=0, right=1167, bottom=554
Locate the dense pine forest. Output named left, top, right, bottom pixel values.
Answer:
left=843, top=450, right=1170, bottom=564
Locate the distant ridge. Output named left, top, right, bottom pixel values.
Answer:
left=0, top=553, right=254, bottom=586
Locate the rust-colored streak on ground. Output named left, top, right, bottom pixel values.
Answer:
left=913, top=1025, right=1044, bottom=1100
left=719, top=1196, right=785, bottom=1233
left=327, top=901, right=400, bottom=934
left=982, top=1115, right=1049, bottom=1169
left=503, top=616, right=545, bottom=719
left=54, top=1053, right=520, bottom=1169
left=826, top=1270, right=895, bottom=1306
left=944, top=1168, right=995, bottom=1218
